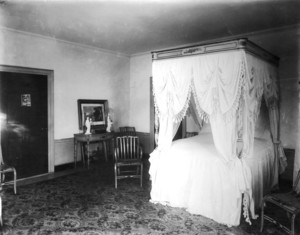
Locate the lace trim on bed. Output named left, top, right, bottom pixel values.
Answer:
left=190, top=55, right=246, bottom=124
left=223, top=56, right=246, bottom=123
left=243, top=191, right=259, bottom=225
left=242, top=192, right=251, bottom=225
left=152, top=77, right=161, bottom=119
left=190, top=79, right=209, bottom=123
left=152, top=75, right=192, bottom=123
left=174, top=84, right=192, bottom=123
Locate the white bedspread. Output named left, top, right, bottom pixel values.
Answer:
left=149, top=133, right=276, bottom=226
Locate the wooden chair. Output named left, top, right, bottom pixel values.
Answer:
left=261, top=170, right=300, bottom=235
left=119, top=126, right=136, bottom=136
left=185, top=132, right=198, bottom=138
left=0, top=157, right=17, bottom=195
left=114, top=136, right=143, bottom=189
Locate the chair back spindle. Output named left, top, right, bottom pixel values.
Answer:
left=115, top=136, right=140, bottom=161
left=119, top=126, right=136, bottom=136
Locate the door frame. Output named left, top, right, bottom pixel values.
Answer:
left=0, top=65, right=54, bottom=174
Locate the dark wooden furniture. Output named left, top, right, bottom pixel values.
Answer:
left=74, top=132, right=114, bottom=168
left=0, top=160, right=17, bottom=195
left=114, top=136, right=143, bottom=189
left=261, top=170, right=300, bottom=235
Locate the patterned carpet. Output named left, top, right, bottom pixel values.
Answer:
left=0, top=159, right=294, bottom=234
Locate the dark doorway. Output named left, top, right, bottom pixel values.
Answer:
left=0, top=72, right=48, bottom=179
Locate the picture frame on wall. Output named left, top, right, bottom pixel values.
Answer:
left=77, top=99, right=108, bottom=133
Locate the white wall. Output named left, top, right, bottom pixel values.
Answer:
left=129, top=53, right=152, bottom=133
left=0, top=28, right=131, bottom=139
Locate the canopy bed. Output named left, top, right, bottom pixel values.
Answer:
left=149, top=38, right=287, bottom=226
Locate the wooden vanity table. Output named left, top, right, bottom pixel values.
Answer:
left=73, top=132, right=114, bottom=168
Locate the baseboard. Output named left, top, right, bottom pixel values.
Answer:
left=54, top=138, right=76, bottom=165
left=55, top=162, right=75, bottom=172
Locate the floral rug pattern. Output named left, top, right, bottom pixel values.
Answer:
left=0, top=161, right=289, bottom=234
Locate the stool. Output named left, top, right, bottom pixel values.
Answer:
left=261, top=170, right=300, bottom=235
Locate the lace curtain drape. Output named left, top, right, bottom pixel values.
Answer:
left=150, top=50, right=286, bottom=225
left=245, top=54, right=287, bottom=177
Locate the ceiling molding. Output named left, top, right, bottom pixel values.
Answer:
left=0, top=26, right=130, bottom=58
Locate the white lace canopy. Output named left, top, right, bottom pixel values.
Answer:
left=150, top=41, right=287, bottom=225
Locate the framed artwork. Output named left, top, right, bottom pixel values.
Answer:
left=21, top=94, right=31, bottom=107
left=77, top=99, right=108, bottom=133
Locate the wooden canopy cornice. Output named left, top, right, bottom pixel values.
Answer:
left=152, top=38, right=279, bottom=66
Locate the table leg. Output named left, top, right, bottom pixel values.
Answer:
left=74, top=139, right=77, bottom=168
left=87, top=139, right=90, bottom=169
left=103, top=141, right=108, bottom=162
left=80, top=143, right=85, bottom=167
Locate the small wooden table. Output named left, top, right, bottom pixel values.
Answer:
left=74, top=132, right=114, bottom=168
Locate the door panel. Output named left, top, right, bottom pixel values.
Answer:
left=0, top=72, right=48, bottom=179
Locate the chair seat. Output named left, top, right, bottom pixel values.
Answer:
left=0, top=163, right=17, bottom=194
left=0, top=164, right=15, bottom=172
left=264, top=193, right=300, bottom=213
left=116, top=160, right=142, bottom=166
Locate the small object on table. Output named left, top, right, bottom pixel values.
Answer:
left=85, top=117, right=91, bottom=135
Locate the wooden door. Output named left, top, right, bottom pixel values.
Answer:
left=0, top=72, right=48, bottom=179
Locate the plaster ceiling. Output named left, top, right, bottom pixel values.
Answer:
left=0, top=0, right=300, bottom=56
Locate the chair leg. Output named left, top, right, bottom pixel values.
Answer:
left=260, top=200, right=265, bottom=232
left=140, top=164, right=143, bottom=187
left=13, top=169, right=17, bottom=194
left=114, top=164, right=117, bottom=189
left=291, top=214, right=296, bottom=235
